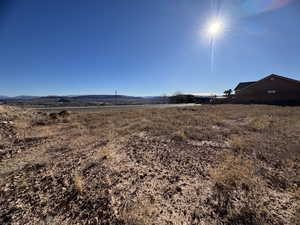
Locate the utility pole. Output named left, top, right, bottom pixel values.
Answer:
left=115, top=90, right=117, bottom=105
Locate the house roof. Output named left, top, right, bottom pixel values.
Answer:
left=234, top=82, right=256, bottom=91
left=234, top=74, right=300, bottom=91
left=265, top=74, right=300, bottom=84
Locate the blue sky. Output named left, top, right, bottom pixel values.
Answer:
left=0, top=0, right=300, bottom=96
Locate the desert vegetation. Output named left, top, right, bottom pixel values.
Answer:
left=0, top=104, right=299, bottom=224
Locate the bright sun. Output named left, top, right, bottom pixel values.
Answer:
left=207, top=20, right=224, bottom=38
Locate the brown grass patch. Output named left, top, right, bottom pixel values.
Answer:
left=229, top=136, right=249, bottom=151
left=247, top=115, right=274, bottom=131
left=210, top=153, right=258, bottom=190
left=209, top=153, right=275, bottom=225
left=119, top=198, right=156, bottom=225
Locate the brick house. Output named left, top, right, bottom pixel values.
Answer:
left=233, top=74, right=300, bottom=105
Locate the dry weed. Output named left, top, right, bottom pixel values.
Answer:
left=98, top=144, right=113, bottom=160
left=73, top=172, right=84, bottom=193
left=229, top=136, right=248, bottom=151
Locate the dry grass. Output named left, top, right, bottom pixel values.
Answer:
left=247, top=115, right=274, bottom=131
left=294, top=201, right=300, bottom=225
left=119, top=198, right=156, bottom=225
left=0, top=104, right=300, bottom=225
left=210, top=153, right=259, bottom=190
left=209, top=153, right=274, bottom=225
left=228, top=136, right=248, bottom=151
left=73, top=172, right=84, bottom=193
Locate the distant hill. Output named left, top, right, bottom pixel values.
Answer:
left=13, top=96, right=39, bottom=100
left=72, top=95, right=143, bottom=101
left=2, top=94, right=166, bottom=107
left=0, top=96, right=9, bottom=100
left=0, top=95, right=39, bottom=100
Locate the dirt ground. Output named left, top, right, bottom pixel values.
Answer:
left=0, top=104, right=299, bottom=225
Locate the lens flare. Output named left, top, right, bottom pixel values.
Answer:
left=241, top=0, right=295, bottom=15
left=204, top=18, right=226, bottom=72
left=207, top=20, right=224, bottom=38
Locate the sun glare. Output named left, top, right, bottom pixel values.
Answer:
left=207, top=20, right=224, bottom=38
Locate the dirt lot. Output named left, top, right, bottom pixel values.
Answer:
left=0, top=104, right=299, bottom=225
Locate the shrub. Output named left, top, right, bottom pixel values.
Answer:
left=58, top=110, right=70, bottom=118
left=49, top=113, right=58, bottom=120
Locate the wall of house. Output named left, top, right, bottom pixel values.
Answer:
left=234, top=76, right=300, bottom=104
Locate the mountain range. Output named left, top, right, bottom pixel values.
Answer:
left=0, top=95, right=167, bottom=106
